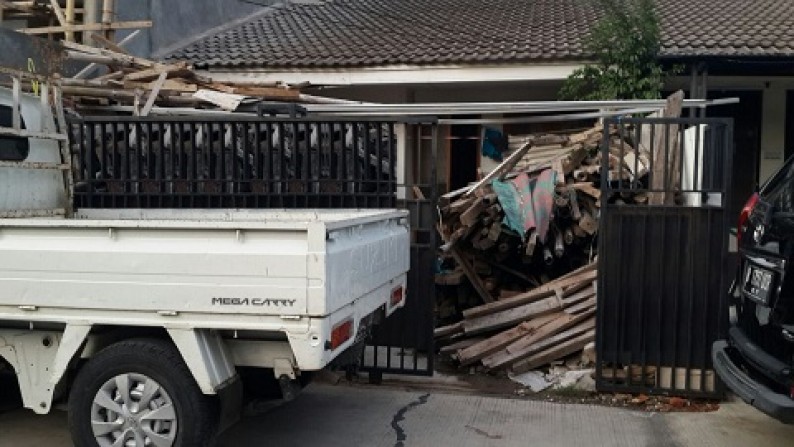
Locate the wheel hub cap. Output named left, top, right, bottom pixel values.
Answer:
left=91, top=373, right=177, bottom=447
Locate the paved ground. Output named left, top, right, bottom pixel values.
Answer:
left=2, top=377, right=794, bottom=447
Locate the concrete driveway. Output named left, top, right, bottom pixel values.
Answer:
left=2, top=380, right=794, bottom=447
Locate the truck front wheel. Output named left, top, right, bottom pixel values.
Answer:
left=68, top=338, right=218, bottom=447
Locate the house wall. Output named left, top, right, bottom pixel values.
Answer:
left=670, top=75, right=794, bottom=182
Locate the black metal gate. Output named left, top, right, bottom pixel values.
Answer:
left=596, top=116, right=733, bottom=398
left=361, top=123, right=438, bottom=379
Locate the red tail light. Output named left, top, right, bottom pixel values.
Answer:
left=738, top=192, right=759, bottom=246
left=390, top=286, right=404, bottom=307
left=330, top=318, right=354, bottom=350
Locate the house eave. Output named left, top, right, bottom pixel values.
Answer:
left=199, top=62, right=588, bottom=86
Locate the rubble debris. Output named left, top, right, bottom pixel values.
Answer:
left=436, top=92, right=686, bottom=379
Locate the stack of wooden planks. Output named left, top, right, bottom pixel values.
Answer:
left=2, top=30, right=351, bottom=116
left=434, top=103, right=686, bottom=373
left=51, top=40, right=305, bottom=114
left=436, top=262, right=597, bottom=373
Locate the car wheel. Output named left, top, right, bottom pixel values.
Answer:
left=68, top=338, right=218, bottom=447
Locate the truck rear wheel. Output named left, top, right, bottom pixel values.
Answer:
left=68, top=338, right=218, bottom=447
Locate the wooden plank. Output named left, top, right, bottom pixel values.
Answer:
left=578, top=211, right=598, bottom=235
left=564, top=297, right=597, bottom=315
left=124, top=79, right=198, bottom=93
left=462, top=296, right=560, bottom=336
left=439, top=185, right=470, bottom=207
left=457, top=313, right=562, bottom=365
left=459, top=197, right=486, bottom=227
left=649, top=90, right=685, bottom=205
left=91, top=32, right=129, bottom=54
left=450, top=249, right=494, bottom=304
left=510, top=328, right=596, bottom=374
left=61, top=39, right=163, bottom=69
left=232, top=86, right=301, bottom=100
left=21, top=20, right=152, bottom=34
left=465, top=141, right=532, bottom=196
left=571, top=182, right=601, bottom=200
left=448, top=196, right=476, bottom=214
left=124, top=65, right=191, bottom=82
left=462, top=268, right=597, bottom=319
left=434, top=321, right=463, bottom=338
left=412, top=185, right=426, bottom=200
left=140, top=71, right=167, bottom=117
left=73, top=29, right=141, bottom=79
left=48, top=0, right=66, bottom=26
left=482, top=311, right=595, bottom=370
left=439, top=337, right=486, bottom=355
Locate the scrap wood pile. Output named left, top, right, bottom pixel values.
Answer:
left=435, top=92, right=686, bottom=375
left=54, top=40, right=307, bottom=113
left=436, top=262, right=597, bottom=375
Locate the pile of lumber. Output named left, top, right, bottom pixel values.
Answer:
left=53, top=40, right=307, bottom=114
left=436, top=262, right=597, bottom=373
left=2, top=30, right=350, bottom=116
left=434, top=93, right=686, bottom=374
left=435, top=124, right=611, bottom=307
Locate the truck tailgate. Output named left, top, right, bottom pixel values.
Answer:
left=0, top=209, right=408, bottom=319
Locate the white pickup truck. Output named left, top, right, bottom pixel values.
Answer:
left=0, top=79, right=409, bottom=446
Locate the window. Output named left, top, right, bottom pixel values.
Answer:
left=0, top=104, right=30, bottom=161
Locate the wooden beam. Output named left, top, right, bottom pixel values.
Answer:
left=48, top=0, right=66, bottom=26
left=90, top=32, right=128, bottom=54
left=450, top=248, right=494, bottom=304
left=457, top=312, right=561, bottom=366
left=482, top=311, right=595, bottom=370
left=20, top=20, right=152, bottom=34
left=140, top=71, right=167, bottom=117
left=101, top=0, right=115, bottom=40
left=62, top=40, right=164, bottom=70
left=462, top=268, right=597, bottom=319
left=461, top=296, right=561, bottom=336
left=510, top=328, right=596, bottom=374
left=72, top=29, right=141, bottom=79
left=64, top=0, right=75, bottom=41
left=465, top=141, right=532, bottom=197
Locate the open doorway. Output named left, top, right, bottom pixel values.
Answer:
left=447, top=124, right=480, bottom=192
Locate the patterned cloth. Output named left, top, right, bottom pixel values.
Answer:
left=492, top=169, right=557, bottom=242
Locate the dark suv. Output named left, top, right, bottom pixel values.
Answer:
left=713, top=158, right=794, bottom=423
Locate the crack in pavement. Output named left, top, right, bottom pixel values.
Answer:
left=391, top=393, right=430, bottom=447
left=465, top=424, right=503, bottom=440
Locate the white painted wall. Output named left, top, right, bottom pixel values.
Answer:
left=759, top=83, right=789, bottom=181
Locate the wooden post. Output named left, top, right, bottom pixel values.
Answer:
left=83, top=0, right=99, bottom=44
left=102, top=0, right=115, bottom=40
left=65, top=0, right=76, bottom=41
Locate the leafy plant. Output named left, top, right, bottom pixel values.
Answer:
left=559, top=0, right=674, bottom=100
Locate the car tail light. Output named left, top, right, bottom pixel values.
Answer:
left=390, top=286, right=404, bottom=307
left=330, top=318, right=354, bottom=351
left=738, top=192, right=759, bottom=246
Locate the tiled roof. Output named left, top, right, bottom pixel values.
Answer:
left=166, top=0, right=794, bottom=69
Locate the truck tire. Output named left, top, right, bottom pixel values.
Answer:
left=68, top=338, right=218, bottom=447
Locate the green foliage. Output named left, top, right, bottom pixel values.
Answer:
left=559, top=0, right=673, bottom=100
